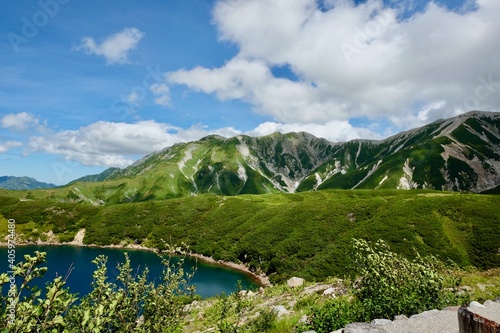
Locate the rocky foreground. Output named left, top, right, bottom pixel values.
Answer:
left=303, top=299, right=500, bottom=333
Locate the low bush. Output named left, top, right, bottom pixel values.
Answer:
left=305, top=297, right=363, bottom=333
left=301, top=238, right=467, bottom=333
left=351, top=238, right=465, bottom=320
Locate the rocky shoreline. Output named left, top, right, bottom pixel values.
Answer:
left=0, top=228, right=271, bottom=287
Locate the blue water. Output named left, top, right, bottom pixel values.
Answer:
left=0, top=245, right=258, bottom=299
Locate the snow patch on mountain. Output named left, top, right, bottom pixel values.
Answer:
left=397, top=158, right=418, bottom=190
left=237, top=162, right=247, bottom=183
left=377, top=175, right=389, bottom=189
left=177, top=145, right=200, bottom=192
left=353, top=160, right=382, bottom=189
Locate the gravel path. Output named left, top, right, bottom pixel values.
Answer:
left=327, top=300, right=500, bottom=333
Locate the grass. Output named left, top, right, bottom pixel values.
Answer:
left=461, top=268, right=500, bottom=302
left=0, top=189, right=499, bottom=284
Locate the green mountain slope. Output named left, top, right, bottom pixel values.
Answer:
left=17, top=111, right=500, bottom=204
left=301, top=111, right=500, bottom=192
left=1, top=190, right=498, bottom=283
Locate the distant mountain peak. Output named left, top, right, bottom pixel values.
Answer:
left=0, top=176, right=56, bottom=190
left=199, top=134, right=227, bottom=142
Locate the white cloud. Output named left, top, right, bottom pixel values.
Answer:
left=76, top=28, right=145, bottom=64
left=0, top=141, right=22, bottom=153
left=168, top=57, right=347, bottom=123
left=150, top=83, right=171, bottom=107
left=247, top=121, right=383, bottom=142
left=167, top=0, right=500, bottom=130
left=1, top=112, right=41, bottom=131
left=27, top=120, right=241, bottom=167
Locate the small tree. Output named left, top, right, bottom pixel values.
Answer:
left=0, top=251, right=77, bottom=332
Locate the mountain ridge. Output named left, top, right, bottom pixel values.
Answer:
left=67, top=111, right=499, bottom=203
left=0, top=176, right=57, bottom=191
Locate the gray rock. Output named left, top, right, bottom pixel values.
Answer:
left=442, top=305, right=461, bottom=312
left=467, top=300, right=500, bottom=323
left=238, top=290, right=256, bottom=297
left=287, top=276, right=305, bottom=288
left=272, top=305, right=290, bottom=318
left=343, top=323, right=371, bottom=333
left=371, top=318, right=392, bottom=326
left=483, top=300, right=495, bottom=307
left=394, top=314, right=408, bottom=320
left=468, top=301, right=486, bottom=308
left=343, top=322, right=385, bottom=333
left=383, top=309, right=459, bottom=333
left=347, top=212, right=356, bottom=222
left=409, top=309, right=439, bottom=319
left=322, top=287, right=337, bottom=297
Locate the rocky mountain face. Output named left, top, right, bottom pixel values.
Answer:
left=73, top=111, right=500, bottom=202
left=0, top=176, right=56, bottom=190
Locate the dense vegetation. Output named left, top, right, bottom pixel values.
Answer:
left=1, top=190, right=499, bottom=284
left=0, top=240, right=473, bottom=332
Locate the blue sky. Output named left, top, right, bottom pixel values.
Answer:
left=0, top=0, right=498, bottom=185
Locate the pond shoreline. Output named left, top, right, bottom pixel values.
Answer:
left=0, top=230, right=271, bottom=287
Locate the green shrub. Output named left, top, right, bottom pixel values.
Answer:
left=351, top=238, right=463, bottom=320
left=0, top=251, right=77, bottom=332
left=0, top=248, right=196, bottom=332
left=246, top=308, right=277, bottom=333
left=302, top=239, right=465, bottom=333
left=305, top=297, right=363, bottom=333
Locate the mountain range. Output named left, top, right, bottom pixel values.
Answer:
left=0, top=176, right=56, bottom=191
left=62, top=110, right=499, bottom=203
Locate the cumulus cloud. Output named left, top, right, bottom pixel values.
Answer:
left=168, top=57, right=348, bottom=123
left=247, top=121, right=384, bottom=142
left=27, top=120, right=241, bottom=167
left=1, top=112, right=42, bottom=131
left=167, top=0, right=500, bottom=129
left=0, top=141, right=22, bottom=153
left=76, top=28, right=144, bottom=64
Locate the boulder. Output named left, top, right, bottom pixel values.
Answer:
left=322, top=287, right=336, bottom=297
left=238, top=290, right=256, bottom=298
left=272, top=305, right=290, bottom=318
left=343, top=322, right=385, bottom=333
left=469, top=301, right=486, bottom=308
left=298, top=314, right=308, bottom=324
left=287, top=276, right=305, bottom=288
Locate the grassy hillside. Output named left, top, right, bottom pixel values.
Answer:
left=0, top=190, right=499, bottom=283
